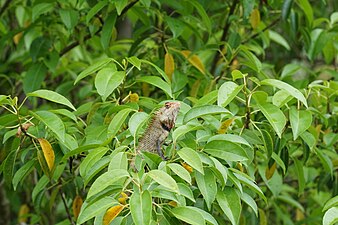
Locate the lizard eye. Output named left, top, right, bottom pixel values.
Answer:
left=165, top=103, right=170, bottom=109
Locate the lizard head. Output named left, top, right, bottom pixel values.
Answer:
left=157, top=102, right=180, bottom=130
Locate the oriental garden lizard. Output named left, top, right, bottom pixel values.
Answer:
left=136, top=101, right=180, bottom=160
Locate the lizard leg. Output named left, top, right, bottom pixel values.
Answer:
left=156, top=140, right=168, bottom=160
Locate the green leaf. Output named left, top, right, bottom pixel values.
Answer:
left=293, top=158, right=305, bottom=195
left=289, top=106, right=312, bottom=140
left=297, top=0, right=313, bottom=25
left=28, top=89, right=76, bottom=111
left=204, top=140, right=248, bottom=162
left=167, top=163, right=192, bottom=184
left=218, top=82, right=244, bottom=107
left=79, top=147, right=109, bottom=179
left=108, top=152, right=128, bottom=171
left=323, top=207, right=338, bottom=225
left=130, top=190, right=152, bottom=225
left=272, top=90, right=293, bottom=107
left=177, top=147, right=204, bottom=175
left=183, top=105, right=231, bottom=123
left=128, top=112, right=148, bottom=138
left=136, top=76, right=172, bottom=98
left=23, top=63, right=47, bottom=94
left=166, top=17, right=185, bottom=38
left=241, top=192, right=258, bottom=216
left=127, top=56, right=141, bottom=70
left=101, top=12, right=117, bottom=50
left=75, top=58, right=113, bottom=84
left=323, top=196, right=338, bottom=212
left=32, top=175, right=49, bottom=204
left=315, top=148, right=333, bottom=175
left=195, top=90, right=218, bottom=106
left=114, top=0, right=128, bottom=15
left=177, top=183, right=195, bottom=202
left=210, top=157, right=228, bottom=187
left=188, top=0, right=211, bottom=34
left=31, top=110, right=66, bottom=142
left=216, top=187, right=241, bottom=225
left=208, top=134, right=252, bottom=148
left=32, top=3, right=54, bottom=22
left=30, top=37, right=51, bottom=62
left=172, top=124, right=203, bottom=143
left=13, top=160, right=36, bottom=191
left=256, top=103, right=286, bottom=138
left=189, top=207, right=219, bottom=225
left=59, top=9, right=78, bottom=30
left=107, top=108, right=134, bottom=138
left=300, top=131, right=316, bottom=149
left=280, top=63, right=302, bottom=79
left=3, top=148, right=19, bottom=186
left=139, top=59, right=170, bottom=83
left=95, top=68, right=125, bottom=101
left=231, top=70, right=247, bottom=81
left=171, top=207, right=205, bottom=225
left=83, top=157, right=110, bottom=186
left=147, top=170, right=179, bottom=192
left=50, top=109, right=77, bottom=122
left=195, top=168, right=217, bottom=210
left=261, top=129, right=273, bottom=159
left=77, top=197, right=116, bottom=224
left=268, top=30, right=290, bottom=50
left=87, top=169, right=129, bottom=199
left=261, top=78, right=308, bottom=108
left=232, top=169, right=267, bottom=203
left=86, top=0, right=108, bottom=24
left=282, top=0, right=293, bottom=20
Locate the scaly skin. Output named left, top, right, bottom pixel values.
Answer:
left=137, top=101, right=180, bottom=160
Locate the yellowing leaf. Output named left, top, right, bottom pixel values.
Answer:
left=250, top=9, right=260, bottom=29
left=129, top=93, right=139, bottom=102
left=72, top=195, right=83, bottom=220
left=38, top=138, right=55, bottom=171
left=218, top=118, right=234, bottom=134
left=165, top=53, right=175, bottom=80
left=118, top=192, right=128, bottom=205
left=142, top=83, right=150, bottom=97
left=18, top=204, right=29, bottom=223
left=265, top=162, right=276, bottom=180
left=168, top=201, right=177, bottom=207
left=181, top=50, right=205, bottom=74
left=181, top=162, right=193, bottom=173
left=13, top=32, right=23, bottom=45
left=103, top=205, right=124, bottom=225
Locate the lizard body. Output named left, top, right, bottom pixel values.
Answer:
left=136, top=102, right=180, bottom=160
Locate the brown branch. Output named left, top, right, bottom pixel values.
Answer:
left=210, top=0, right=239, bottom=75
left=0, top=0, right=11, bottom=17
left=59, top=0, right=139, bottom=56
left=59, top=188, right=75, bottom=225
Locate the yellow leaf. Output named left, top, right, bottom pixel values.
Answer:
left=265, top=162, right=276, bottom=180
left=230, top=58, right=239, bottom=71
left=190, top=79, right=201, bottom=97
left=18, top=204, right=29, bottom=223
left=164, top=53, right=175, bottom=80
left=218, top=118, right=234, bottom=134
left=129, top=93, right=139, bottom=102
left=118, top=192, right=128, bottom=205
left=250, top=9, right=260, bottom=29
left=181, top=50, right=205, bottom=74
left=295, top=208, right=305, bottom=221
left=168, top=201, right=177, bottom=207
left=72, top=195, right=83, bottom=220
left=38, top=138, right=55, bottom=171
left=181, top=162, right=193, bottom=173
left=103, top=205, right=124, bottom=225
left=13, top=32, right=23, bottom=45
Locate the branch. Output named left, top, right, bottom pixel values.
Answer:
left=210, top=0, right=239, bottom=75
left=59, top=0, right=139, bottom=56
left=59, top=188, right=75, bottom=225
left=0, top=0, right=11, bottom=17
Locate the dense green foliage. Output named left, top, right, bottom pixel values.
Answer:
left=0, top=0, right=338, bottom=224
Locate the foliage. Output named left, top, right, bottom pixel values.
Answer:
left=0, top=0, right=338, bottom=225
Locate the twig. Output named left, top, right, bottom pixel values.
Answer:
left=59, top=188, right=75, bottom=225
left=0, top=0, right=11, bottom=17
left=210, top=0, right=239, bottom=75
left=59, top=0, right=139, bottom=56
